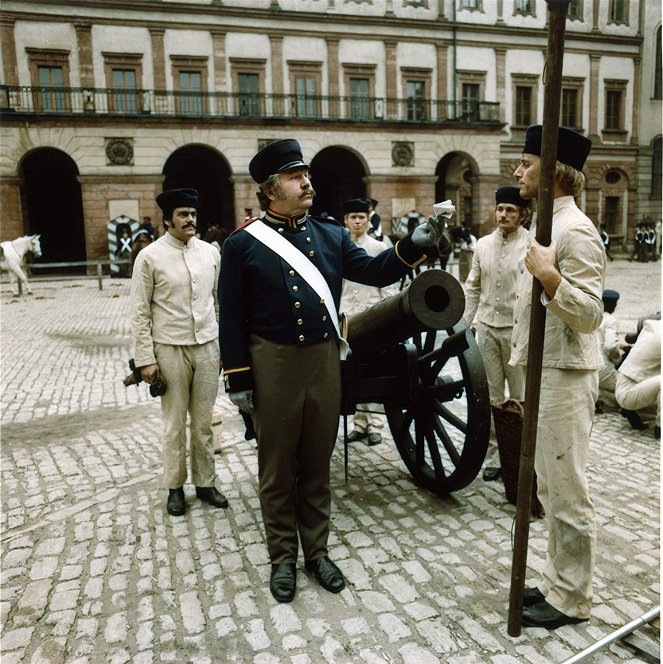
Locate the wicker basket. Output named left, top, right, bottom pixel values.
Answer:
left=491, top=400, right=544, bottom=518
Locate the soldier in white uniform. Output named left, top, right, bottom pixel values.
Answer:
left=340, top=198, right=394, bottom=446
left=511, top=126, right=606, bottom=629
left=463, top=186, right=530, bottom=481
left=131, top=188, right=228, bottom=516
left=615, top=318, right=661, bottom=438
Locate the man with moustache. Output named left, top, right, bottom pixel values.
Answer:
left=463, top=186, right=530, bottom=481
left=511, top=126, right=606, bottom=629
left=131, top=188, right=228, bottom=517
left=219, top=139, right=443, bottom=603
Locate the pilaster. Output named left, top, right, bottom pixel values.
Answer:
left=0, top=17, right=18, bottom=87
left=150, top=29, right=166, bottom=91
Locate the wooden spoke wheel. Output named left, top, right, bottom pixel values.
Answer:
left=384, top=322, right=490, bottom=496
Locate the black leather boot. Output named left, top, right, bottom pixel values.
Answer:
left=167, top=487, right=185, bottom=516
left=270, top=563, right=296, bottom=602
left=195, top=486, right=229, bottom=508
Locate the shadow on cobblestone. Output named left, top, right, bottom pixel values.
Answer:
left=0, top=274, right=659, bottom=664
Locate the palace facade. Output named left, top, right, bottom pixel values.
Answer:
left=0, top=0, right=660, bottom=263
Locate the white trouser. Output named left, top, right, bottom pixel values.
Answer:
left=536, top=368, right=597, bottom=619
left=615, top=373, right=661, bottom=424
left=155, top=340, right=220, bottom=489
left=477, top=324, right=525, bottom=466
left=352, top=404, right=385, bottom=434
left=476, top=323, right=525, bottom=404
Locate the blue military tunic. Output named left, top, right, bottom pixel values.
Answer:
left=219, top=208, right=428, bottom=392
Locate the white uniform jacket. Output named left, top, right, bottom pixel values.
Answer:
left=131, top=233, right=220, bottom=367
left=510, top=196, right=606, bottom=369
left=463, top=225, right=529, bottom=328
left=340, top=234, right=393, bottom=316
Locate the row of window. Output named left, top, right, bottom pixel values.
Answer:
left=25, top=22, right=662, bottom=127
left=459, top=0, right=625, bottom=23
left=30, top=62, right=630, bottom=132
left=360, top=0, right=626, bottom=23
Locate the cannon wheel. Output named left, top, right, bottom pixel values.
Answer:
left=384, top=321, right=490, bottom=496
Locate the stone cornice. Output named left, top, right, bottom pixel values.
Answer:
left=0, top=4, right=644, bottom=51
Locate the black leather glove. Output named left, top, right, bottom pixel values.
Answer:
left=229, top=389, right=254, bottom=414
left=411, top=215, right=446, bottom=247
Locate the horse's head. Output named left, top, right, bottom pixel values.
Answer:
left=30, top=235, right=42, bottom=258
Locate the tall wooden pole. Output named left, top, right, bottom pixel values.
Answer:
left=507, top=0, right=570, bottom=637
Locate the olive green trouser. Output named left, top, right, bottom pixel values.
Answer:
left=249, top=335, right=341, bottom=564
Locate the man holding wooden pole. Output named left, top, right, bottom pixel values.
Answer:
left=510, top=125, right=606, bottom=629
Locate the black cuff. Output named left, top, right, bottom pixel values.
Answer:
left=395, top=235, right=428, bottom=268
left=224, top=369, right=255, bottom=393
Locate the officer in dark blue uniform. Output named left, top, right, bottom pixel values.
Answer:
left=218, top=139, right=444, bottom=603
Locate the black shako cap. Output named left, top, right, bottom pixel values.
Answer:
left=343, top=198, right=371, bottom=215
left=249, top=139, right=308, bottom=184
left=156, top=188, right=199, bottom=214
left=602, top=289, right=620, bottom=303
left=523, top=125, right=592, bottom=171
left=495, top=186, right=529, bottom=208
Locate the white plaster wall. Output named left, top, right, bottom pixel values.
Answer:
left=598, top=0, right=640, bottom=36
left=91, top=26, right=154, bottom=89
left=163, top=30, right=214, bottom=92
left=501, top=0, right=546, bottom=29
left=637, top=1, right=663, bottom=144
left=222, top=0, right=271, bottom=8
left=561, top=51, right=591, bottom=132
left=280, top=36, right=328, bottom=95
left=395, top=0, right=438, bottom=21
left=0, top=124, right=501, bottom=183
left=336, top=0, right=386, bottom=18
left=454, top=46, right=496, bottom=102
left=503, top=48, right=544, bottom=127
left=280, top=0, right=330, bottom=12
left=14, top=21, right=81, bottom=88
left=599, top=56, right=634, bottom=139
left=455, top=2, right=497, bottom=25
left=338, top=40, right=386, bottom=97
left=396, top=42, right=437, bottom=97
left=224, top=33, right=271, bottom=92
left=563, top=0, right=594, bottom=35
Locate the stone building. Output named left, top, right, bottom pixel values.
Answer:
left=0, top=0, right=660, bottom=264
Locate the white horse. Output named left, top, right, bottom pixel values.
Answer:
left=0, top=234, right=42, bottom=295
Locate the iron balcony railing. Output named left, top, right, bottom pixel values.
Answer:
left=0, top=85, right=501, bottom=125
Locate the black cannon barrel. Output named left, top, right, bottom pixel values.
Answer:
left=346, top=269, right=465, bottom=356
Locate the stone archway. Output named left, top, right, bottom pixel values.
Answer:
left=19, top=148, right=85, bottom=266
left=309, top=147, right=367, bottom=220
left=435, top=152, right=482, bottom=235
left=163, top=145, right=234, bottom=237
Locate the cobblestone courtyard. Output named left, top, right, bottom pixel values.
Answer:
left=0, top=260, right=660, bottom=663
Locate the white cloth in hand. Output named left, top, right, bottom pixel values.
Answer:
left=411, top=215, right=446, bottom=247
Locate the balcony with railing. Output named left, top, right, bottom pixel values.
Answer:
left=0, top=86, right=501, bottom=125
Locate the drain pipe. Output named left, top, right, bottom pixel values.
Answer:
left=452, top=2, right=457, bottom=118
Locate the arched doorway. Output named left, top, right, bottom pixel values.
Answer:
left=162, top=145, right=234, bottom=237
left=310, top=147, right=367, bottom=220
left=435, top=152, right=479, bottom=235
left=20, top=148, right=85, bottom=265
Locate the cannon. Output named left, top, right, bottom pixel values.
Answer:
left=342, top=268, right=490, bottom=496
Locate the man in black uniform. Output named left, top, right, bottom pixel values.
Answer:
left=219, top=139, right=443, bottom=603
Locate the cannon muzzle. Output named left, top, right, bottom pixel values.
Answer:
left=346, top=269, right=465, bottom=355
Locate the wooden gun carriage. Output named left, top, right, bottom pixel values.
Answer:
left=342, top=269, right=490, bottom=496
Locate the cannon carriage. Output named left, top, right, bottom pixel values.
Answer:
left=342, top=268, right=490, bottom=496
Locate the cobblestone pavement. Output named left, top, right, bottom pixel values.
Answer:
left=1, top=259, right=660, bottom=664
